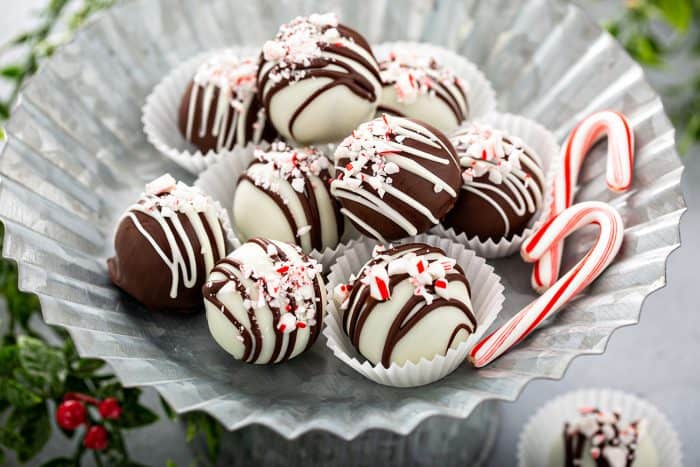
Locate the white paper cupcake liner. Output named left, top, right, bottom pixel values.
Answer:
left=323, top=233, right=505, bottom=388
left=373, top=41, right=497, bottom=121
left=518, top=388, right=682, bottom=467
left=193, top=144, right=362, bottom=270
left=142, top=47, right=260, bottom=174
left=431, top=112, right=560, bottom=259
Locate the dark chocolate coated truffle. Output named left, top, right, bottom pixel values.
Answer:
left=442, top=122, right=545, bottom=242
left=108, top=174, right=229, bottom=312
left=330, top=114, right=462, bottom=241
left=178, top=51, right=276, bottom=154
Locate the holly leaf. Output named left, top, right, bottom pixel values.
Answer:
left=2, top=405, right=51, bottom=462
left=119, top=403, right=158, bottom=429
left=0, top=345, right=19, bottom=375
left=40, top=458, right=75, bottom=467
left=17, top=336, right=67, bottom=396
left=70, top=358, right=105, bottom=378
left=0, top=378, right=43, bottom=408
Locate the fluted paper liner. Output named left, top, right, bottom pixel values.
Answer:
left=142, top=48, right=259, bottom=174
left=193, top=144, right=362, bottom=270
left=431, top=112, right=560, bottom=258
left=518, top=388, right=682, bottom=467
left=0, top=0, right=685, bottom=440
left=324, top=234, right=505, bottom=387
left=373, top=41, right=496, bottom=121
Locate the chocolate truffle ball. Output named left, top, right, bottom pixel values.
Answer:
left=330, top=114, right=462, bottom=241
left=178, top=50, right=276, bottom=153
left=334, top=243, right=476, bottom=367
left=378, top=47, right=469, bottom=134
left=203, top=238, right=326, bottom=364
left=233, top=142, right=342, bottom=253
left=443, top=122, right=545, bottom=242
left=257, top=13, right=381, bottom=144
left=549, top=407, right=657, bottom=467
left=108, top=174, right=229, bottom=312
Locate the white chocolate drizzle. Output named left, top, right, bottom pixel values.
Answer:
left=119, top=174, right=228, bottom=298
left=452, top=122, right=545, bottom=237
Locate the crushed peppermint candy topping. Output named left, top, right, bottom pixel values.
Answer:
left=141, top=174, right=225, bottom=217
left=340, top=244, right=458, bottom=308
left=247, top=141, right=331, bottom=197
left=379, top=48, right=467, bottom=104
left=239, top=245, right=322, bottom=334
left=452, top=122, right=538, bottom=187
left=564, top=407, right=646, bottom=467
left=332, top=116, right=406, bottom=198
left=262, top=13, right=342, bottom=82
left=193, top=50, right=258, bottom=100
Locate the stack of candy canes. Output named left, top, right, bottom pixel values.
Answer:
left=470, top=110, right=635, bottom=367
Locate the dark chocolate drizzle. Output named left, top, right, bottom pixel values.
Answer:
left=202, top=238, right=324, bottom=364
left=342, top=243, right=476, bottom=367
left=237, top=153, right=341, bottom=251
left=563, top=409, right=640, bottom=467
left=258, top=23, right=380, bottom=141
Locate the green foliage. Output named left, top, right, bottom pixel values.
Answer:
left=606, top=0, right=700, bottom=153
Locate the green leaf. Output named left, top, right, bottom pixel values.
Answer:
left=17, top=336, right=67, bottom=396
left=2, top=405, right=51, bottom=462
left=119, top=403, right=158, bottom=429
left=627, top=34, right=663, bottom=66
left=166, top=460, right=177, bottom=467
left=0, top=345, right=19, bottom=375
left=0, top=378, right=43, bottom=408
left=652, top=0, right=692, bottom=31
left=70, top=358, right=105, bottom=378
left=0, top=66, right=23, bottom=80
left=40, top=458, right=75, bottom=467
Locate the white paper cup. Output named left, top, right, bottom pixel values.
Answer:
left=193, top=144, right=362, bottom=270
left=518, top=388, right=682, bottom=467
left=373, top=41, right=497, bottom=121
left=323, top=233, right=505, bottom=388
left=142, top=48, right=260, bottom=174
left=431, top=112, right=560, bottom=259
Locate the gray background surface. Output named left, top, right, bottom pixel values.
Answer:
left=1, top=1, right=698, bottom=466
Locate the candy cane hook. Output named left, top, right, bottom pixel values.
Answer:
left=532, top=111, right=634, bottom=293
left=470, top=201, right=624, bottom=368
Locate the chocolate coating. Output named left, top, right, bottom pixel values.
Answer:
left=178, top=80, right=276, bottom=153
left=331, top=115, right=462, bottom=241
left=443, top=123, right=545, bottom=242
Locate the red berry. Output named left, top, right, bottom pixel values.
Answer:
left=98, top=398, right=122, bottom=420
left=84, top=425, right=109, bottom=451
left=56, top=400, right=87, bottom=430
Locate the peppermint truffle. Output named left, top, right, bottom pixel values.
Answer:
left=258, top=13, right=381, bottom=144
left=330, top=114, right=461, bottom=241
left=443, top=123, right=545, bottom=242
left=108, top=174, right=229, bottom=312
left=549, top=407, right=658, bottom=467
left=203, top=238, right=325, bottom=364
left=378, top=47, right=469, bottom=133
left=178, top=50, right=276, bottom=153
left=334, top=243, right=476, bottom=367
left=233, top=142, right=342, bottom=253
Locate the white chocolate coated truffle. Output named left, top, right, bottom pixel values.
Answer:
left=336, top=243, right=476, bottom=367
left=203, top=238, right=326, bottom=364
left=258, top=13, right=381, bottom=144
left=377, top=48, right=469, bottom=134
left=233, top=142, right=341, bottom=253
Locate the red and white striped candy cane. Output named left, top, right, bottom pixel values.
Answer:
left=532, top=111, right=634, bottom=293
left=470, top=201, right=624, bottom=368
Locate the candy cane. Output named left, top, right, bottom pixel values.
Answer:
left=470, top=201, right=624, bottom=368
left=532, top=111, right=634, bottom=293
